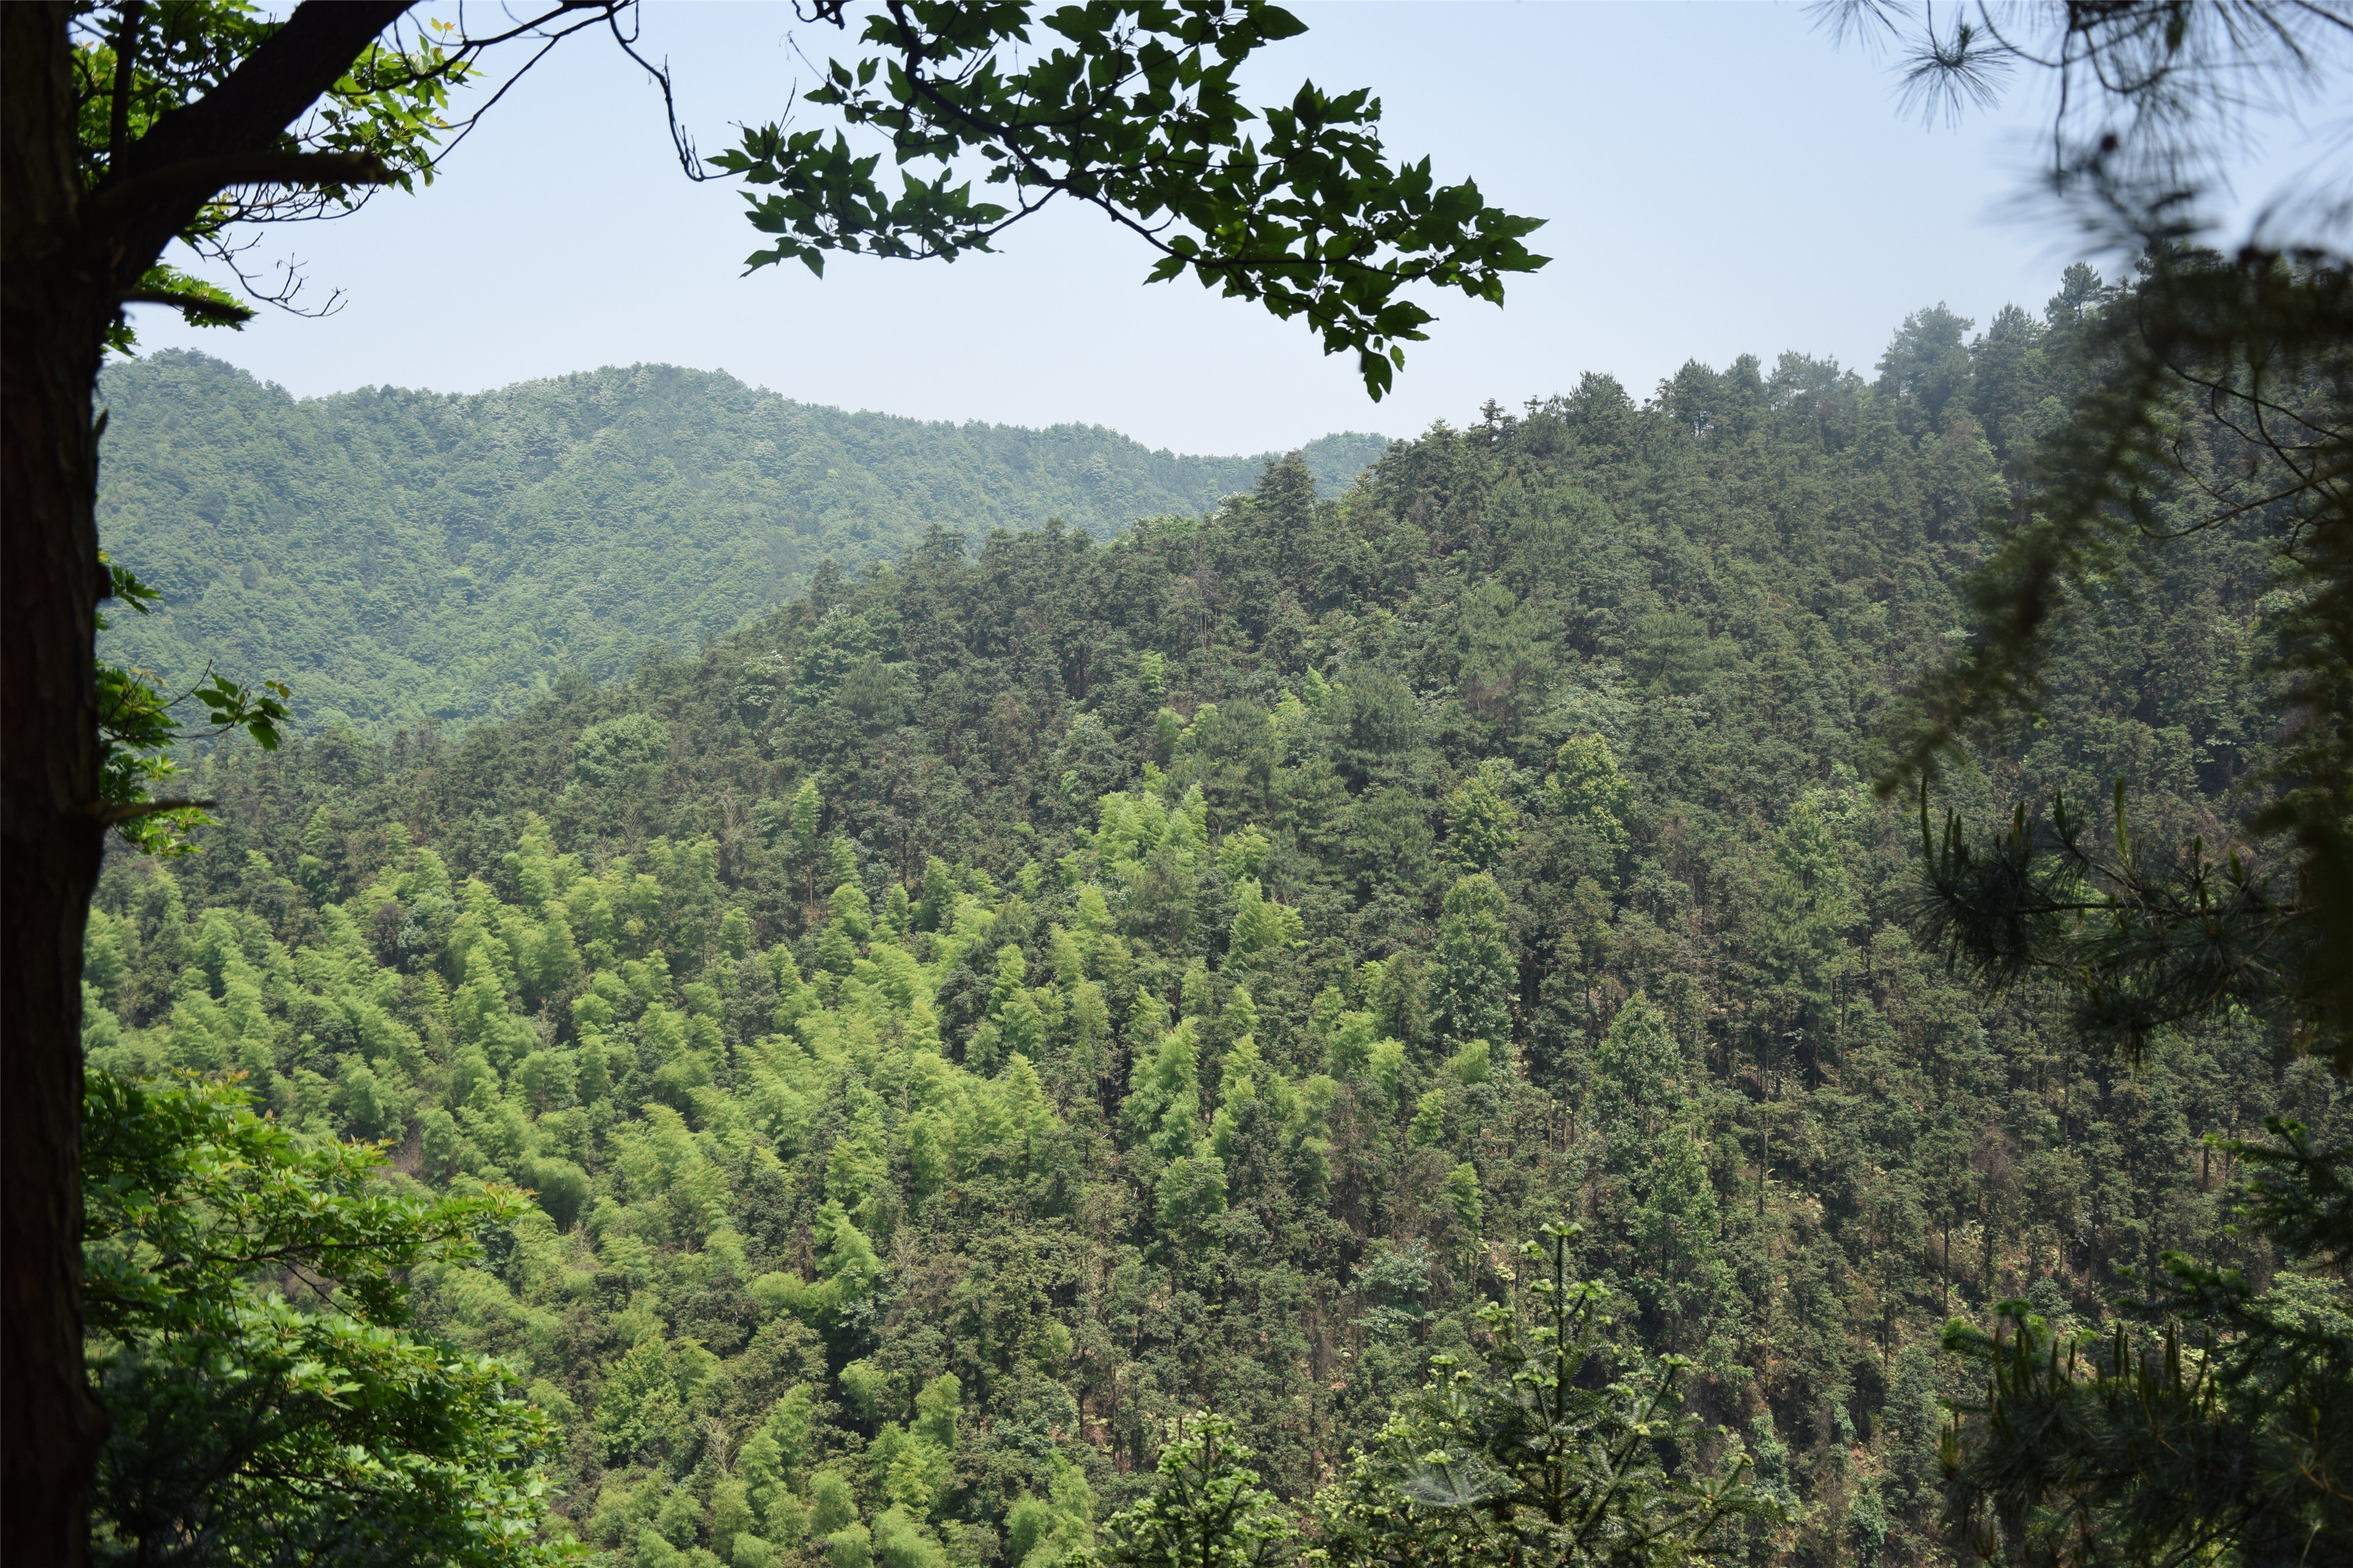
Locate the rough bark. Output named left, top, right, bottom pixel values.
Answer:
left=2, top=8, right=114, bottom=1563
left=3, top=5, right=530, bottom=1554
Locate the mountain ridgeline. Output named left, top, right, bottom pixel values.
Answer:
left=85, top=279, right=2339, bottom=1568
left=94, top=352, right=1388, bottom=733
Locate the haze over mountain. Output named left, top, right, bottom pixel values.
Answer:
left=95, top=351, right=1387, bottom=733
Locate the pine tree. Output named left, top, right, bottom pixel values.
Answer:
left=1315, top=1221, right=1774, bottom=1568
left=1102, top=1413, right=1292, bottom=1568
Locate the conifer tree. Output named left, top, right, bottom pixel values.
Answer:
left=1104, top=1413, right=1293, bottom=1568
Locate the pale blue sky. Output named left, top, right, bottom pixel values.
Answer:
left=125, top=2, right=2335, bottom=454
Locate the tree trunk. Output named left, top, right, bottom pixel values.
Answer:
left=4, top=5, right=116, bottom=1562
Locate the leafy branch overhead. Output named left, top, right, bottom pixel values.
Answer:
left=708, top=1, right=1549, bottom=398
left=70, top=0, right=645, bottom=348
left=1835, top=5, right=2353, bottom=1071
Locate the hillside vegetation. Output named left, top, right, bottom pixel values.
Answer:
left=94, top=352, right=1387, bottom=733
left=85, top=278, right=2339, bottom=1567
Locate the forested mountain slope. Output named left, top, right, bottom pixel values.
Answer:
left=85, top=281, right=2338, bottom=1568
left=93, top=351, right=1387, bottom=733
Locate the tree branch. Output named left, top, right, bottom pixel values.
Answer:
left=91, top=799, right=215, bottom=825
left=84, top=149, right=391, bottom=243
left=101, top=1, right=412, bottom=192
left=87, top=0, right=411, bottom=274
left=118, top=288, right=255, bottom=323
left=107, top=0, right=144, bottom=162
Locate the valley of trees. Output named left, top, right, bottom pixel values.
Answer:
left=84, top=275, right=2347, bottom=1565
left=92, top=352, right=1387, bottom=733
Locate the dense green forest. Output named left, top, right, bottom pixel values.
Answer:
left=84, top=275, right=2343, bottom=1567
left=92, top=351, right=1387, bottom=733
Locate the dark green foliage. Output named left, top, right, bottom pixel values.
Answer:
left=715, top=1, right=1547, bottom=398
left=82, top=1071, right=566, bottom=1566
left=1938, top=1119, right=2352, bottom=1566
left=1317, top=1221, right=1774, bottom=1568
left=1429, top=873, right=1512, bottom=1052
left=85, top=286, right=2345, bottom=1566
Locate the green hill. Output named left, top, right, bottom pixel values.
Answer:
left=94, top=351, right=1388, bottom=733
left=88, top=282, right=2329, bottom=1564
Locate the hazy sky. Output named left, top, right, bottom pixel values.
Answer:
left=124, top=2, right=2328, bottom=455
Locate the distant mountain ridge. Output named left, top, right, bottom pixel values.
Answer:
left=95, top=351, right=1388, bottom=733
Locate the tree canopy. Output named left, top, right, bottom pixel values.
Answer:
left=77, top=284, right=2349, bottom=1564
left=4, top=8, right=1542, bottom=1553
left=17, top=5, right=2353, bottom=1565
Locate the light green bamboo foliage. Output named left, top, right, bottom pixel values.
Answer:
left=81, top=795, right=1136, bottom=1563
left=871, top=1373, right=960, bottom=1516
left=1075, top=787, right=1215, bottom=886
left=1545, top=734, right=1631, bottom=860
left=1431, top=874, right=1515, bottom=1051
left=1006, top=1454, right=1098, bottom=1568
left=1226, top=879, right=1303, bottom=963
left=1444, top=760, right=1521, bottom=872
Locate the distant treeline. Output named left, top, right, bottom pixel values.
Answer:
left=94, top=351, right=1387, bottom=733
